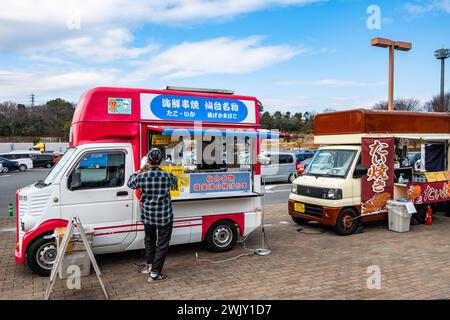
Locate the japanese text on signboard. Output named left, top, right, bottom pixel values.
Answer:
left=149, top=95, right=249, bottom=123
left=367, top=140, right=389, bottom=193
left=361, top=138, right=394, bottom=214
left=189, top=172, right=251, bottom=193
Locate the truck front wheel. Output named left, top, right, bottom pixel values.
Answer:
left=27, top=235, right=57, bottom=276
left=205, top=220, right=238, bottom=252
left=335, top=208, right=360, bottom=236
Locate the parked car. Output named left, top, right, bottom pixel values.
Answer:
left=296, top=157, right=313, bottom=175
left=31, top=153, right=55, bottom=168
left=0, top=151, right=34, bottom=171
left=0, top=162, right=2, bottom=173
left=294, top=150, right=316, bottom=165
left=0, top=157, right=20, bottom=173
left=261, top=151, right=298, bottom=183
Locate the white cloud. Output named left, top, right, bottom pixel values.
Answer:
left=131, top=37, right=302, bottom=80
left=0, top=69, right=123, bottom=103
left=274, top=79, right=386, bottom=87
left=405, top=0, right=450, bottom=15
left=0, top=0, right=323, bottom=52
left=58, top=28, right=158, bottom=62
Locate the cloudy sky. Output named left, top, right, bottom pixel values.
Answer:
left=0, top=0, right=449, bottom=112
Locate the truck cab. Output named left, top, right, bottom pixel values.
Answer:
left=289, top=145, right=364, bottom=235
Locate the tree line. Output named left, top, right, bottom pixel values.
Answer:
left=0, top=98, right=75, bottom=140
left=261, top=91, right=450, bottom=132
left=0, top=91, right=449, bottom=139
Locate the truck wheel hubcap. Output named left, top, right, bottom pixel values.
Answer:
left=213, top=226, right=232, bottom=248
left=342, top=215, right=353, bottom=229
left=37, top=243, right=57, bottom=269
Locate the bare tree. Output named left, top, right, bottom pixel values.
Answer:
left=424, top=92, right=450, bottom=112
left=373, top=98, right=421, bottom=111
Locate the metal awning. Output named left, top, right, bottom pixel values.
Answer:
left=161, top=128, right=279, bottom=139
left=394, top=134, right=450, bottom=141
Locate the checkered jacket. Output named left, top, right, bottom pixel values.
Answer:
left=127, top=167, right=178, bottom=226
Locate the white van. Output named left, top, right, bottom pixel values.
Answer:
left=0, top=151, right=34, bottom=171
left=261, top=151, right=297, bottom=183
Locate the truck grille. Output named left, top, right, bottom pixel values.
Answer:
left=18, top=200, right=28, bottom=217
left=303, top=204, right=324, bottom=218
left=297, top=185, right=325, bottom=199
left=29, top=194, right=50, bottom=215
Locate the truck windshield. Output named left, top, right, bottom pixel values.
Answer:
left=305, top=149, right=356, bottom=178
left=43, top=148, right=77, bottom=185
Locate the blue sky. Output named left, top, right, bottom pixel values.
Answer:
left=0, top=0, right=449, bottom=113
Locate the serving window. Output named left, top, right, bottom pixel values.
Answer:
left=148, top=131, right=254, bottom=173
left=146, top=130, right=257, bottom=199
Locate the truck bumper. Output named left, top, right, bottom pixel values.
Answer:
left=15, top=247, right=25, bottom=265
left=288, top=199, right=342, bottom=227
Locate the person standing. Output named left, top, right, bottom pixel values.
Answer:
left=127, top=148, right=178, bottom=282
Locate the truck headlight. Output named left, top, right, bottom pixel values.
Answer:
left=323, top=188, right=342, bottom=200
left=291, top=184, right=298, bottom=195
left=21, top=215, right=37, bottom=232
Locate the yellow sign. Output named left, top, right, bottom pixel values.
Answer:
left=152, top=135, right=171, bottom=145
left=444, top=171, right=450, bottom=181
left=170, top=176, right=190, bottom=197
left=170, top=183, right=181, bottom=197
left=425, top=171, right=448, bottom=183
left=179, top=176, right=190, bottom=188
left=160, top=166, right=185, bottom=176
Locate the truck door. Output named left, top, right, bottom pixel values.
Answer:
left=352, top=155, right=362, bottom=206
left=59, top=147, right=135, bottom=251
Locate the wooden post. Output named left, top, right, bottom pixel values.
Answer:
left=388, top=45, right=394, bottom=112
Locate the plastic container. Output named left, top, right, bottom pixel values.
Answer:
left=58, top=251, right=91, bottom=279
left=386, top=200, right=415, bottom=233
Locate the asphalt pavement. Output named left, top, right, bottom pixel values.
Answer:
left=0, top=168, right=51, bottom=216
left=0, top=168, right=291, bottom=216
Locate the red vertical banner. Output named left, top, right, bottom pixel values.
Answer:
left=361, top=138, right=395, bottom=214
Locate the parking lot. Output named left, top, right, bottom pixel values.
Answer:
left=0, top=168, right=51, bottom=217
left=0, top=203, right=449, bottom=300
left=0, top=168, right=292, bottom=216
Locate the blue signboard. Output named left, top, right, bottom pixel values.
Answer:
left=190, top=172, right=251, bottom=193
left=149, top=95, right=248, bottom=123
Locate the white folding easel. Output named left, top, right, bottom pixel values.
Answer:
left=44, top=216, right=109, bottom=300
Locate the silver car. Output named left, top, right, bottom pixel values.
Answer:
left=261, top=151, right=298, bottom=183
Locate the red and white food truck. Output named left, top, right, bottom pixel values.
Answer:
left=15, top=86, right=276, bottom=275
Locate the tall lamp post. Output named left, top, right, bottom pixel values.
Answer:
left=434, top=48, right=450, bottom=105
left=371, top=38, right=412, bottom=111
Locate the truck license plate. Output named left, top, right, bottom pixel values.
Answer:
left=294, top=203, right=305, bottom=213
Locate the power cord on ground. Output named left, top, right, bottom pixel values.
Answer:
left=194, top=230, right=270, bottom=264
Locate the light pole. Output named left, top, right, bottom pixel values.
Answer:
left=434, top=48, right=450, bottom=105
left=371, top=38, right=412, bottom=111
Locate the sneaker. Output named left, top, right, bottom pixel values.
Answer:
left=148, top=273, right=169, bottom=283
left=140, top=264, right=152, bottom=274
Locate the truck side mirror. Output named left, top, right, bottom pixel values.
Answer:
left=69, top=171, right=82, bottom=190
left=353, top=166, right=368, bottom=179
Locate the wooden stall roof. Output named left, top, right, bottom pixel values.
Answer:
left=314, top=109, right=450, bottom=136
